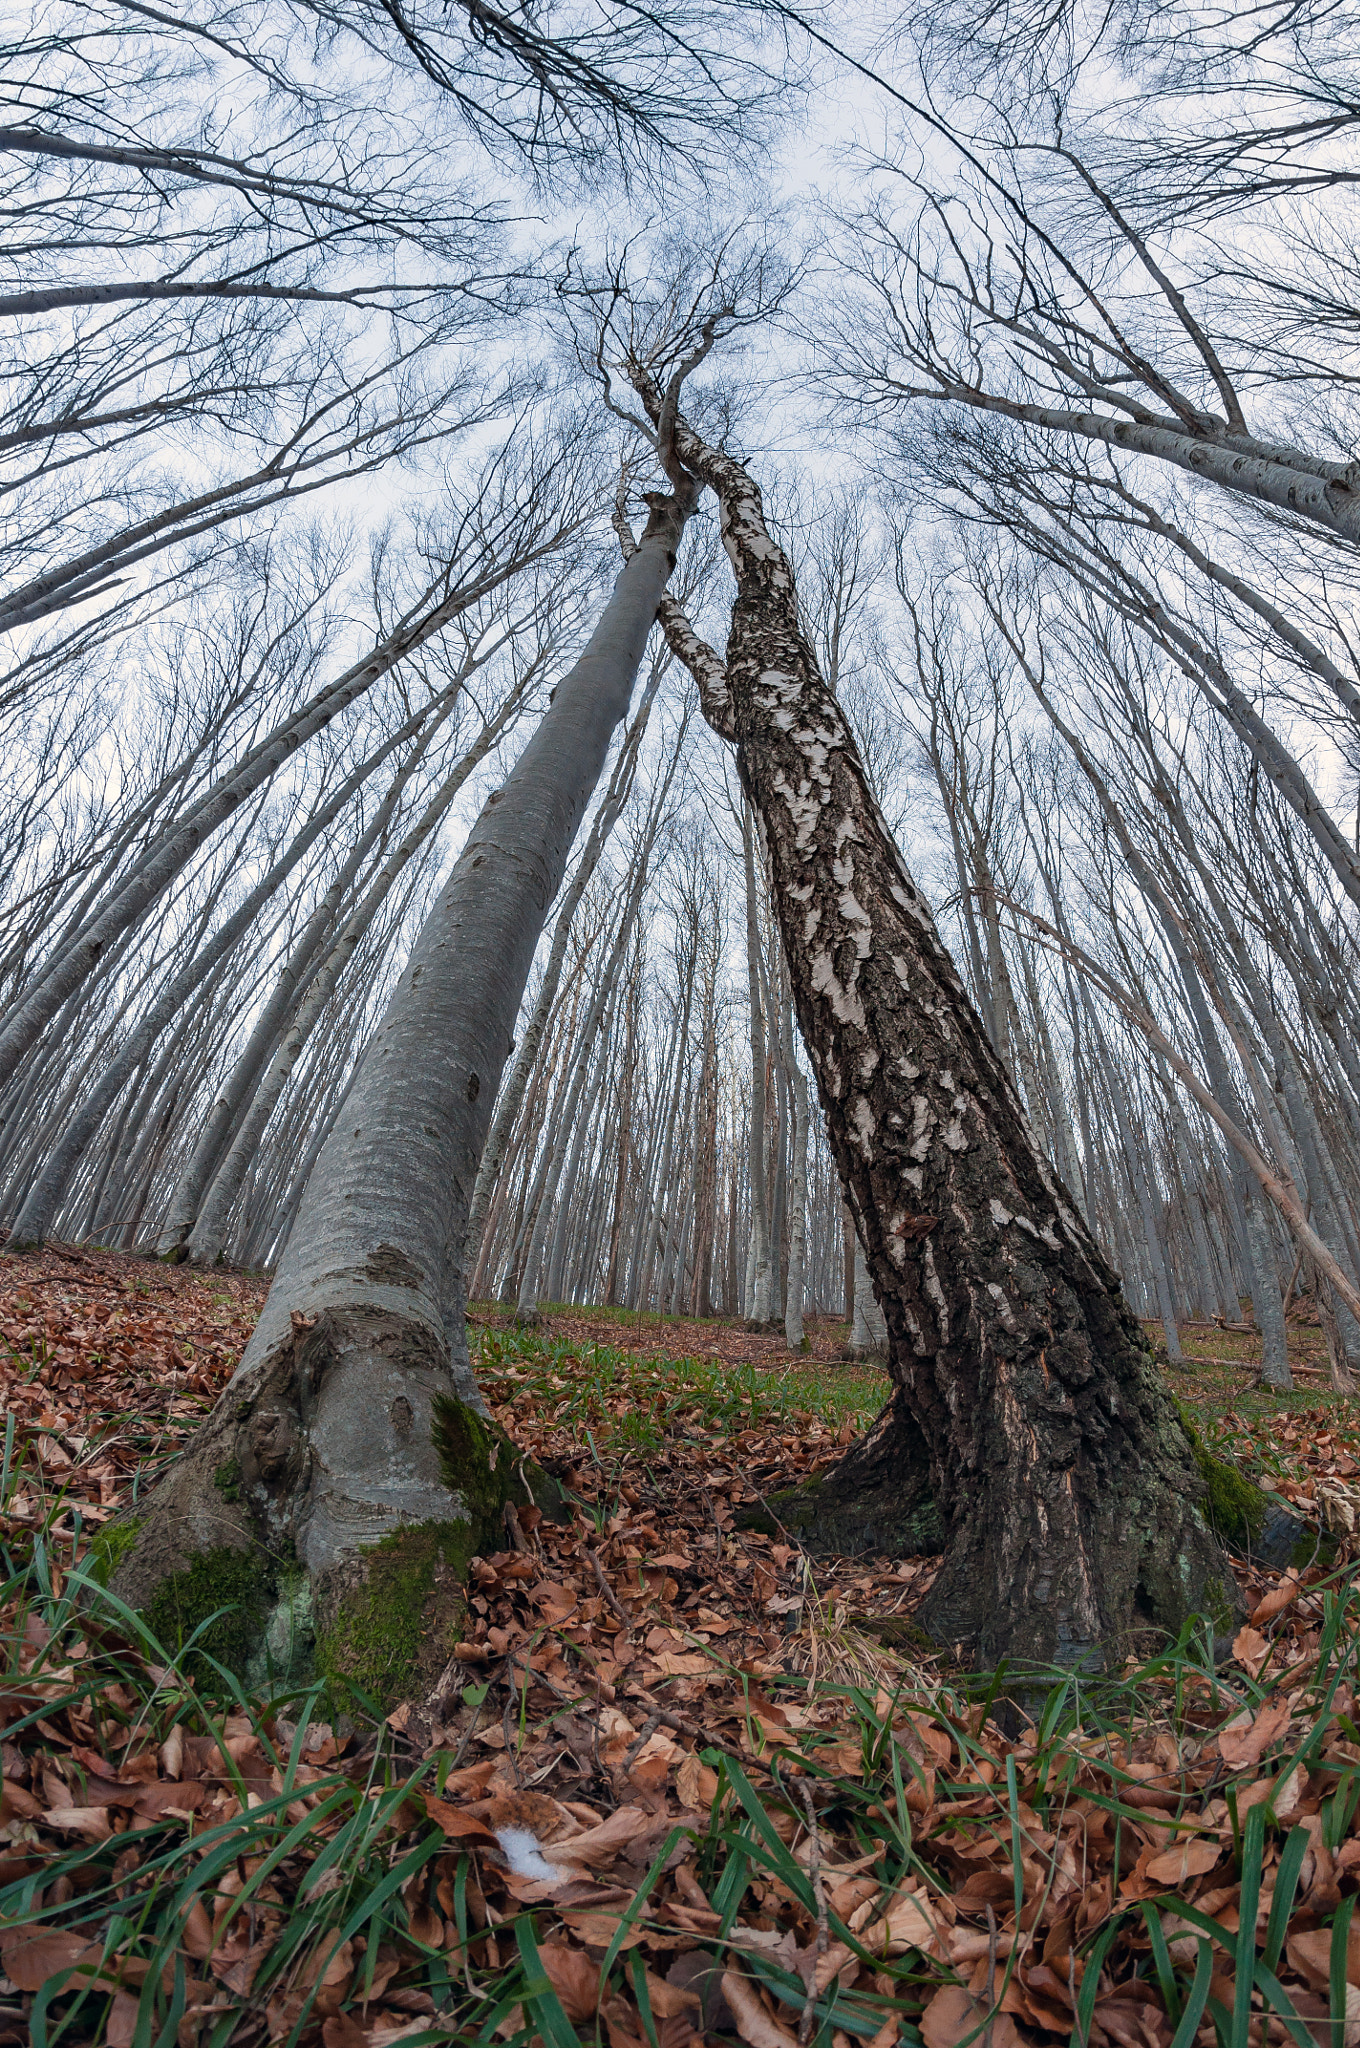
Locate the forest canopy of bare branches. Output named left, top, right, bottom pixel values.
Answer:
left=6, top=0, right=1360, bottom=1743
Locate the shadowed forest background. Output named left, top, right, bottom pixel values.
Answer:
left=8, top=1, right=1360, bottom=2044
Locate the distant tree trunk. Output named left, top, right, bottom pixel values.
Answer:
left=780, top=974, right=810, bottom=1350
left=742, top=804, right=774, bottom=1325
left=108, top=483, right=696, bottom=1699
left=642, top=390, right=1250, bottom=1670
left=850, top=1233, right=888, bottom=1359
left=843, top=1205, right=856, bottom=1325
left=186, top=685, right=527, bottom=1267
left=1020, top=668, right=1294, bottom=1392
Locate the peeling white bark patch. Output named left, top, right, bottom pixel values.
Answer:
left=1038, top=1218, right=1062, bottom=1249
left=772, top=769, right=823, bottom=853
left=902, top=1165, right=923, bottom=1191
left=989, top=1198, right=1013, bottom=1228
left=793, top=722, right=841, bottom=773
left=886, top=1216, right=908, bottom=1264
left=909, top=1097, right=934, bottom=1161
left=939, top=1072, right=953, bottom=1091
left=942, top=1115, right=967, bottom=1152
left=922, top=1239, right=949, bottom=1340
left=858, top=1047, right=880, bottom=1079
left=851, top=1096, right=876, bottom=1155
left=889, top=879, right=935, bottom=932
left=758, top=667, right=802, bottom=708
left=811, top=949, right=865, bottom=1028
left=986, top=1281, right=1018, bottom=1332
left=903, top=1304, right=928, bottom=1354
left=838, top=888, right=872, bottom=942
left=896, top=1052, right=920, bottom=1080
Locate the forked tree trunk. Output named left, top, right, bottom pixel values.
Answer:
left=642, top=390, right=1257, bottom=1670
left=105, top=485, right=695, bottom=1705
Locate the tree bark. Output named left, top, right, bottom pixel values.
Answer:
left=643, top=393, right=1247, bottom=1671
left=107, top=485, right=695, bottom=1701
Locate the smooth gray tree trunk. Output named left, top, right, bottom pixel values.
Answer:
left=742, top=804, right=774, bottom=1324
left=109, top=484, right=695, bottom=1678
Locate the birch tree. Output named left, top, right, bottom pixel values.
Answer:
left=607, top=300, right=1272, bottom=1671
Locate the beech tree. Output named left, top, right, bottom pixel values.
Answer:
left=105, top=471, right=698, bottom=1693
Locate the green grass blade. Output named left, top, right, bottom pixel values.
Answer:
left=514, top=1914, right=582, bottom=2048
left=1330, top=1895, right=1356, bottom=2048
left=1169, top=1941, right=1214, bottom=2048
left=1262, top=1827, right=1311, bottom=1976
left=1233, top=1801, right=1267, bottom=2048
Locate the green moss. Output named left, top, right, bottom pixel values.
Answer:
left=431, top=1391, right=571, bottom=1524
left=213, top=1458, right=243, bottom=1504
left=142, top=1543, right=275, bottom=1675
left=89, top=1517, right=142, bottom=1589
left=246, top=1566, right=315, bottom=1693
left=1172, top=1395, right=1267, bottom=1548
left=316, top=1519, right=476, bottom=1714
left=1199, top=1574, right=1236, bottom=1637
left=430, top=1394, right=514, bottom=1521
left=736, top=1474, right=822, bottom=1540
left=851, top=1613, right=934, bottom=1652
left=738, top=1470, right=945, bottom=1559
left=317, top=1393, right=575, bottom=1715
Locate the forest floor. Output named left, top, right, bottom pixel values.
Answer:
left=4, top=1244, right=1360, bottom=2048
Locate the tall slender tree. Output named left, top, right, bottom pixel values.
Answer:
left=107, top=475, right=697, bottom=1699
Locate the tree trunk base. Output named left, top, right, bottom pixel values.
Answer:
left=741, top=1392, right=1313, bottom=1671
left=93, top=1307, right=566, bottom=1712
left=738, top=1394, right=945, bottom=1557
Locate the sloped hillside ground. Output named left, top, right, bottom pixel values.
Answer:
left=3, top=1245, right=1360, bottom=2048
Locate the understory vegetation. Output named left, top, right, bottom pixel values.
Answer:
left=4, top=1250, right=1360, bottom=2047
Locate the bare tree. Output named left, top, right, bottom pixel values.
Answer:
left=613, top=312, right=1257, bottom=1670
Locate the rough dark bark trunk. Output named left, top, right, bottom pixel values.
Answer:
left=643, top=393, right=1261, bottom=1671
left=104, top=486, right=695, bottom=1705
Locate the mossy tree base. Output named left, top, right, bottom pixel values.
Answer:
left=1174, top=1397, right=1321, bottom=1571
left=103, top=1308, right=566, bottom=1709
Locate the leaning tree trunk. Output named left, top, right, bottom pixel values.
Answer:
left=641, top=388, right=1283, bottom=1671
left=103, top=484, right=695, bottom=1709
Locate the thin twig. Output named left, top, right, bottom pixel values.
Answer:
left=622, top=1711, right=662, bottom=1776
left=589, top=1544, right=631, bottom=1625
